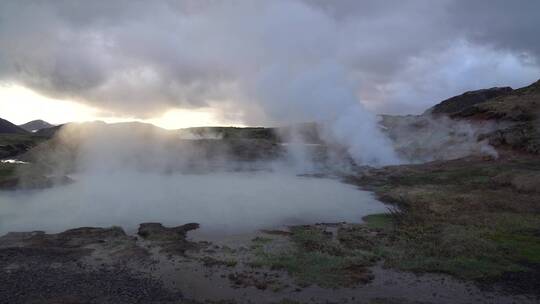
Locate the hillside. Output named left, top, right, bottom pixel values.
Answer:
left=451, top=79, right=540, bottom=154
left=453, top=79, right=540, bottom=121
left=425, top=87, right=513, bottom=116
left=381, top=79, right=540, bottom=159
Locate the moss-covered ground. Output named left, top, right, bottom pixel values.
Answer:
left=350, top=155, right=540, bottom=293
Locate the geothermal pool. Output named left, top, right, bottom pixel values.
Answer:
left=0, top=172, right=387, bottom=235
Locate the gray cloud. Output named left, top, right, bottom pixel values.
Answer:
left=447, top=0, right=540, bottom=58
left=0, top=0, right=538, bottom=118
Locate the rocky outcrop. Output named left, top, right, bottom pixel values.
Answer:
left=138, top=222, right=199, bottom=240
left=138, top=222, right=200, bottom=255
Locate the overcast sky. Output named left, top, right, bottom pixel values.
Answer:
left=0, top=0, right=539, bottom=126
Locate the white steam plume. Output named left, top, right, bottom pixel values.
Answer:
left=0, top=1, right=405, bottom=165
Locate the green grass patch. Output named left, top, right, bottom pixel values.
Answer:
left=362, top=213, right=394, bottom=230
left=375, top=217, right=539, bottom=280
left=490, top=233, right=540, bottom=264
left=251, top=226, right=377, bottom=288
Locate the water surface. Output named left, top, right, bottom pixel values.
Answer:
left=0, top=172, right=387, bottom=235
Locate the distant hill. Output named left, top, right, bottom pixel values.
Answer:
left=19, top=120, right=54, bottom=132
left=0, top=118, right=29, bottom=135
left=424, top=87, right=513, bottom=116
left=0, top=118, right=47, bottom=159
left=35, top=121, right=171, bottom=139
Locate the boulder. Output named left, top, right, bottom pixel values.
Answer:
left=138, top=222, right=200, bottom=255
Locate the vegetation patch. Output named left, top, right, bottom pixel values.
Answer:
left=349, top=156, right=540, bottom=291
left=362, top=213, right=394, bottom=230
left=199, top=256, right=238, bottom=267
left=250, top=226, right=377, bottom=288
left=376, top=223, right=526, bottom=280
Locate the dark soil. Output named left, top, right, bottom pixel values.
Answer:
left=0, top=266, right=184, bottom=304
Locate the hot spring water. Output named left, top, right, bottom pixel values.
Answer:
left=0, top=172, right=387, bottom=235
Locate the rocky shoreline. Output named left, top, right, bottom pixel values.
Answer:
left=1, top=214, right=538, bottom=303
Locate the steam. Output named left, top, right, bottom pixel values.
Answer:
left=245, top=61, right=400, bottom=165
left=381, top=114, right=500, bottom=162
left=3, top=1, right=539, bottom=165
left=0, top=121, right=394, bottom=234
left=0, top=101, right=504, bottom=236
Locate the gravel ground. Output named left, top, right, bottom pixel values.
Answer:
left=0, top=266, right=184, bottom=304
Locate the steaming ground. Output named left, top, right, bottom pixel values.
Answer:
left=0, top=171, right=386, bottom=235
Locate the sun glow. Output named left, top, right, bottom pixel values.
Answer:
left=0, top=84, right=102, bottom=125
left=0, top=84, right=232, bottom=129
